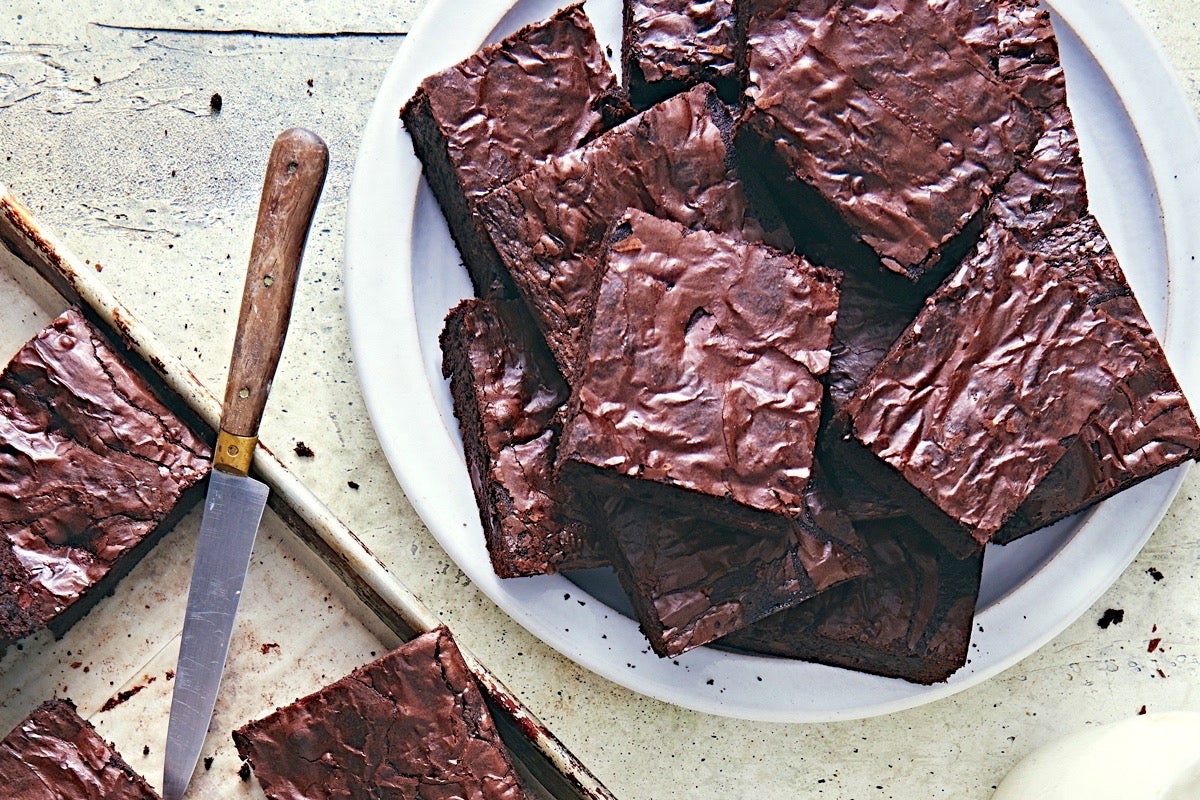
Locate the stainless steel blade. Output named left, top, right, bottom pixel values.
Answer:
left=163, top=468, right=269, bottom=800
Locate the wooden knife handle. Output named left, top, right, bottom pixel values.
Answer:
left=217, top=128, right=328, bottom=470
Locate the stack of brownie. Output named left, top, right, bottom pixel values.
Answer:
left=405, top=0, right=1200, bottom=684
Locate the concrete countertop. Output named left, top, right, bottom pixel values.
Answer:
left=2, top=1, right=1199, bottom=798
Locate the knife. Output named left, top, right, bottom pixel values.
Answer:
left=163, top=127, right=328, bottom=800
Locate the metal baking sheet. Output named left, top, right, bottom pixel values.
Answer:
left=0, top=185, right=614, bottom=800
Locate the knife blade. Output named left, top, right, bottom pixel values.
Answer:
left=163, top=127, right=328, bottom=800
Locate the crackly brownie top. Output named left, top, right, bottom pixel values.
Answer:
left=0, top=698, right=160, bottom=799
left=847, top=223, right=1146, bottom=541
left=0, top=309, right=209, bottom=611
left=746, top=0, right=1041, bottom=278
left=480, top=83, right=783, bottom=377
left=744, top=0, right=836, bottom=98
left=234, top=627, right=526, bottom=800
left=559, top=209, right=840, bottom=519
left=625, top=0, right=739, bottom=86
left=410, top=3, right=619, bottom=200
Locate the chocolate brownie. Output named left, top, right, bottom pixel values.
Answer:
left=0, top=698, right=160, bottom=799
left=558, top=209, right=840, bottom=536
left=0, top=309, right=210, bottom=649
left=555, top=210, right=866, bottom=656
left=234, top=627, right=526, bottom=800
left=723, top=517, right=984, bottom=684
left=842, top=223, right=1146, bottom=553
left=478, top=82, right=790, bottom=380
left=622, top=0, right=741, bottom=107
left=996, top=217, right=1200, bottom=541
left=401, top=4, right=627, bottom=298
left=440, top=298, right=603, bottom=577
left=739, top=0, right=1041, bottom=281
left=582, top=473, right=868, bottom=658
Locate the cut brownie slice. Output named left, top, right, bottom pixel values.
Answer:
left=234, top=627, right=527, bottom=800
left=0, top=697, right=160, bottom=799
left=842, top=223, right=1146, bottom=553
left=478, top=82, right=790, bottom=380
left=0, top=309, right=210, bottom=649
left=401, top=4, right=627, bottom=298
left=556, top=210, right=866, bottom=656
left=723, top=517, right=984, bottom=685
left=740, top=0, right=1041, bottom=281
left=440, top=298, right=603, bottom=577
left=558, top=209, right=840, bottom=536
left=622, top=0, right=741, bottom=107
left=995, top=217, right=1200, bottom=541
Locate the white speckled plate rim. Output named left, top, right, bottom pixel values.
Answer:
left=344, top=0, right=1200, bottom=722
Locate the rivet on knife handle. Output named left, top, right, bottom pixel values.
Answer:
left=215, top=127, right=328, bottom=477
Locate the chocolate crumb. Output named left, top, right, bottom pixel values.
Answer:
left=1097, top=608, right=1125, bottom=629
left=210, top=92, right=223, bottom=113
left=143, top=745, right=150, bottom=756
left=294, top=441, right=315, bottom=458
left=239, top=762, right=252, bottom=782
left=306, top=78, right=314, bottom=87
left=347, top=480, right=360, bottom=490
left=260, top=642, right=281, bottom=655
left=1148, top=567, right=1164, bottom=582
left=1138, top=705, right=1148, bottom=715
left=1148, top=637, right=1162, bottom=653
left=100, top=684, right=146, bottom=712
left=204, top=756, right=214, bottom=771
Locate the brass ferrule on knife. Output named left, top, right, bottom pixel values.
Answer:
left=213, top=429, right=258, bottom=477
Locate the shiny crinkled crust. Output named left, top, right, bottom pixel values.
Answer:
left=743, top=0, right=836, bottom=99
left=559, top=209, right=840, bottom=520
left=412, top=3, right=619, bottom=202
left=0, top=698, right=160, bottom=799
left=0, top=309, right=210, bottom=646
left=848, top=224, right=1146, bottom=542
left=745, top=0, right=1041, bottom=278
left=478, top=83, right=785, bottom=379
left=623, top=0, right=740, bottom=105
left=234, top=627, right=526, bottom=800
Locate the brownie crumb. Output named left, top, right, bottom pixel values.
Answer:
left=260, top=642, right=281, bottom=655
left=347, top=480, right=360, bottom=490
left=100, top=684, right=146, bottom=712
left=143, top=745, right=150, bottom=756
left=1148, top=637, right=1162, bottom=653
left=204, top=756, right=214, bottom=771
left=239, top=762, right=252, bottom=782
left=1138, top=705, right=1148, bottom=715
left=294, top=441, right=315, bottom=458
left=1097, top=608, right=1125, bottom=629
left=1147, top=567, right=1164, bottom=582
left=210, top=92, right=223, bottom=113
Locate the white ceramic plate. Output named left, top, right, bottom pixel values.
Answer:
left=345, top=0, right=1200, bottom=721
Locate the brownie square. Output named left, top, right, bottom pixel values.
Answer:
left=558, top=209, right=840, bottom=536
left=740, top=0, right=1041, bottom=281
left=843, top=223, right=1147, bottom=552
left=478, top=82, right=790, bottom=380
left=440, top=298, right=604, bottom=577
left=401, top=3, right=627, bottom=298
left=722, top=516, right=984, bottom=685
left=0, top=309, right=210, bottom=649
left=234, top=627, right=527, bottom=800
left=996, top=217, right=1200, bottom=541
left=0, top=698, right=160, bottom=799
left=622, top=0, right=742, bottom=107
